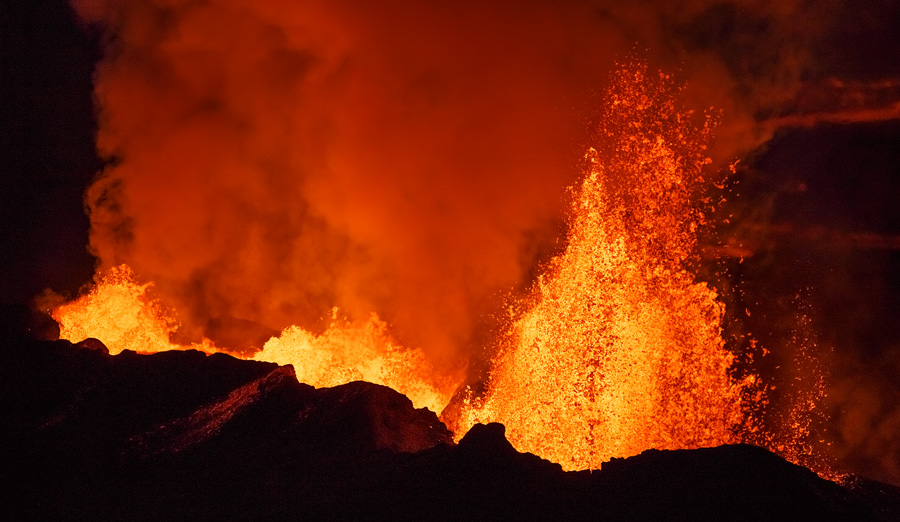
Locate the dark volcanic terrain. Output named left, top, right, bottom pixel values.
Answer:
left=4, top=333, right=900, bottom=521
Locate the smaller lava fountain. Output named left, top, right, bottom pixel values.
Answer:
left=52, top=265, right=455, bottom=413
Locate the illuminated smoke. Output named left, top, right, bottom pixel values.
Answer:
left=68, top=0, right=842, bottom=365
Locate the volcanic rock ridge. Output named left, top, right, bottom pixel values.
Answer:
left=4, top=335, right=900, bottom=521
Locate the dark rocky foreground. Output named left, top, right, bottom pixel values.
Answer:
left=4, top=336, right=900, bottom=521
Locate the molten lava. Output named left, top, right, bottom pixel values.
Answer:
left=52, top=265, right=213, bottom=354
left=453, top=63, right=748, bottom=470
left=253, top=312, right=454, bottom=413
left=53, top=266, right=454, bottom=412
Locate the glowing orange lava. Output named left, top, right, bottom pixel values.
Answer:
left=452, top=63, right=748, bottom=470
left=254, top=312, right=455, bottom=413
left=53, top=265, right=455, bottom=412
left=52, top=265, right=212, bottom=354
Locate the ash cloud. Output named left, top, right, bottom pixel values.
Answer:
left=69, top=0, right=872, bottom=366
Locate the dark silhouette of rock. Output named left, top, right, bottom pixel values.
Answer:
left=74, top=337, right=109, bottom=353
left=573, top=444, right=873, bottom=521
left=3, top=337, right=899, bottom=521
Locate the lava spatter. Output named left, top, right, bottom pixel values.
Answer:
left=453, top=62, right=747, bottom=470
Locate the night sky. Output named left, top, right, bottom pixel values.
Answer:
left=2, top=0, right=98, bottom=311
left=3, top=0, right=900, bottom=484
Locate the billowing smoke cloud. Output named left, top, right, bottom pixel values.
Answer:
left=68, top=0, right=865, bottom=366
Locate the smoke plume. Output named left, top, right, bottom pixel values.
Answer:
left=69, top=0, right=869, bottom=365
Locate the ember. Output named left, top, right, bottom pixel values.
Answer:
left=52, top=264, right=212, bottom=354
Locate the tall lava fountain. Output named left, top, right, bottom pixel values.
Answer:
left=453, top=63, right=748, bottom=469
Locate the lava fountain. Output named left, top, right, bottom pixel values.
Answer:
left=52, top=265, right=455, bottom=413
left=451, top=62, right=750, bottom=470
